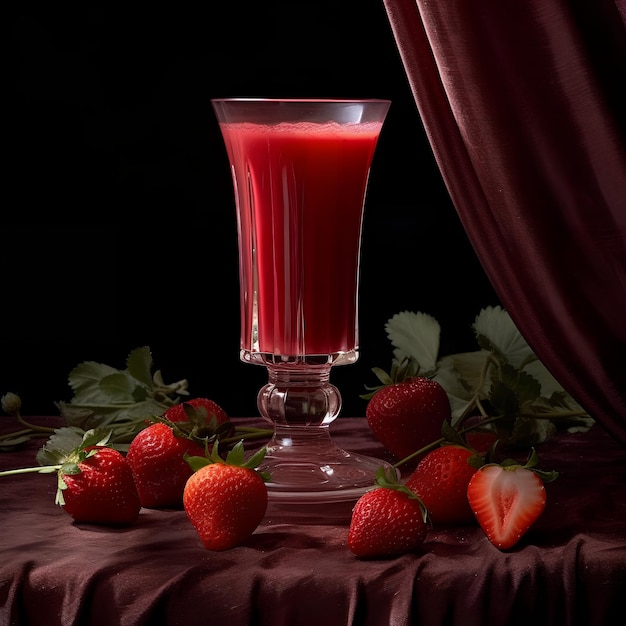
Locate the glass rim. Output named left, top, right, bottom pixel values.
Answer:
left=211, top=97, right=391, bottom=104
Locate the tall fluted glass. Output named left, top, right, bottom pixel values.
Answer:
left=212, top=98, right=392, bottom=504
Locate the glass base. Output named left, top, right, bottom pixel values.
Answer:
left=258, top=426, right=396, bottom=505
left=250, top=360, right=396, bottom=514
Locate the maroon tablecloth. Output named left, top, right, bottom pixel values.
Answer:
left=1, top=417, right=625, bottom=626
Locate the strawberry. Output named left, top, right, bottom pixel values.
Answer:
left=163, top=397, right=229, bottom=426
left=466, top=449, right=558, bottom=549
left=348, top=466, right=429, bottom=558
left=60, top=444, right=141, bottom=525
left=127, top=398, right=233, bottom=509
left=1, top=428, right=141, bottom=525
left=183, top=441, right=268, bottom=551
left=366, top=376, right=451, bottom=464
left=465, top=430, right=499, bottom=456
left=126, top=421, right=206, bottom=508
left=405, top=444, right=481, bottom=525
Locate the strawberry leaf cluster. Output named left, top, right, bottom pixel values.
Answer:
left=378, top=306, right=594, bottom=447
left=185, top=440, right=268, bottom=476
left=36, top=427, right=114, bottom=506
left=55, top=347, right=190, bottom=443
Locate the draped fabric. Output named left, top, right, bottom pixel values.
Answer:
left=382, top=0, right=626, bottom=444
left=2, top=417, right=626, bottom=626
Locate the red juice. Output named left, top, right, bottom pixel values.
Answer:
left=218, top=120, right=385, bottom=359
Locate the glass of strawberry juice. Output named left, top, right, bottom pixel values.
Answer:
left=212, top=99, right=393, bottom=505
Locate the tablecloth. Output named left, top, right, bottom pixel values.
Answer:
left=1, top=416, right=625, bottom=626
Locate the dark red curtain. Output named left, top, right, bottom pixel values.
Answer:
left=382, top=0, right=626, bottom=444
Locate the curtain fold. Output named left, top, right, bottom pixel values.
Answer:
left=382, top=0, right=626, bottom=444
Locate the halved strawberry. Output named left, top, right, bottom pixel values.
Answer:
left=466, top=449, right=558, bottom=549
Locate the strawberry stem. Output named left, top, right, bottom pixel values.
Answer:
left=16, top=416, right=56, bottom=434
left=391, top=413, right=506, bottom=469
left=454, top=354, right=498, bottom=428
left=221, top=427, right=273, bottom=446
left=0, top=465, right=61, bottom=477
left=0, top=428, right=37, bottom=441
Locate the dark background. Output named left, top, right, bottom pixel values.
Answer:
left=3, top=2, right=500, bottom=418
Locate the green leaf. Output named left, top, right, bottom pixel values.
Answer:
left=131, top=385, right=150, bottom=403
left=224, top=440, right=247, bottom=466
left=54, top=347, right=189, bottom=443
left=126, top=347, right=154, bottom=387
left=60, top=462, right=81, bottom=476
left=242, top=445, right=267, bottom=470
left=81, top=428, right=112, bottom=448
left=434, top=353, right=484, bottom=424
left=36, top=427, right=85, bottom=466
left=385, top=311, right=440, bottom=374
left=67, top=361, right=120, bottom=397
left=440, top=420, right=466, bottom=446
left=489, top=380, right=520, bottom=416
left=524, top=360, right=567, bottom=399
left=99, top=373, right=137, bottom=402
left=374, top=305, right=593, bottom=450
left=510, top=416, right=556, bottom=446
left=374, top=466, right=423, bottom=506
left=370, top=366, right=394, bottom=386
left=55, top=471, right=70, bottom=506
left=439, top=352, right=486, bottom=388
left=499, top=364, right=542, bottom=407
left=184, top=453, right=211, bottom=472
left=473, top=306, right=533, bottom=368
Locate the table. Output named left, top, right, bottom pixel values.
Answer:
left=1, top=417, right=625, bottom=626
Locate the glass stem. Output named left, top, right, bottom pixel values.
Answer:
left=257, top=364, right=341, bottom=430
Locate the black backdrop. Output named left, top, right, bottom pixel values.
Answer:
left=3, top=2, right=499, bottom=418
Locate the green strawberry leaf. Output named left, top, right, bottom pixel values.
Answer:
left=36, top=427, right=86, bottom=466
left=473, top=306, right=534, bottom=368
left=369, top=366, right=395, bottom=387
left=500, top=448, right=559, bottom=482
left=434, top=353, right=481, bottom=424
left=241, top=445, right=267, bottom=470
left=184, top=442, right=268, bottom=478
left=489, top=380, right=520, bottom=416
left=184, top=453, right=211, bottom=472
left=224, top=440, right=246, bottom=465
left=53, top=347, right=190, bottom=444
left=374, top=466, right=428, bottom=522
left=385, top=311, right=440, bottom=375
left=99, top=372, right=138, bottom=401
left=56, top=473, right=69, bottom=506
left=373, top=306, right=593, bottom=450
left=67, top=361, right=121, bottom=399
left=524, top=360, right=570, bottom=400
left=440, top=420, right=466, bottom=447
left=510, top=415, right=556, bottom=446
left=60, top=461, right=81, bottom=476
left=36, top=427, right=112, bottom=466
left=126, top=346, right=154, bottom=387
left=81, top=428, right=112, bottom=448
left=499, top=363, right=542, bottom=407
